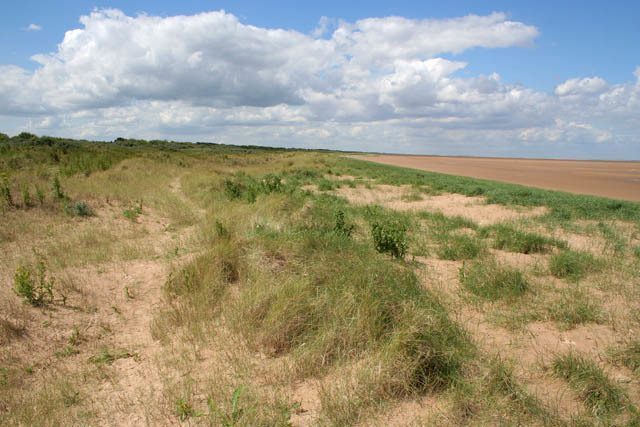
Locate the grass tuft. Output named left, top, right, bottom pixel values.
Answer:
left=552, top=353, right=627, bottom=417
left=460, top=259, right=529, bottom=300
left=438, top=234, right=483, bottom=260
left=481, top=224, right=566, bottom=254
left=549, top=250, right=601, bottom=281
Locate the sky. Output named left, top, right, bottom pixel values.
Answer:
left=1, top=1, right=639, bottom=159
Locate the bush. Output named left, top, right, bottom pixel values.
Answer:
left=459, top=260, right=529, bottom=300
left=14, top=262, right=55, bottom=306
left=549, top=250, right=600, bottom=281
left=370, top=217, right=408, bottom=259
left=260, top=174, right=283, bottom=194
left=66, top=201, right=93, bottom=217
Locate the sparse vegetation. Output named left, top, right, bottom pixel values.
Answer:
left=1, top=134, right=638, bottom=425
left=552, top=353, right=627, bottom=417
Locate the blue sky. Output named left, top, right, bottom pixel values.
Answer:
left=1, top=1, right=639, bottom=158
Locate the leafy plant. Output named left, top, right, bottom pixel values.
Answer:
left=13, top=261, right=55, bottom=306
left=52, top=175, right=65, bottom=200
left=208, top=386, right=245, bottom=426
left=175, top=397, right=198, bottom=421
left=370, top=217, right=408, bottom=258
left=333, top=209, right=354, bottom=237
left=123, top=200, right=143, bottom=221
left=66, top=201, right=93, bottom=217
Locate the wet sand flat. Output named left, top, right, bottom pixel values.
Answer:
left=351, top=155, right=640, bottom=202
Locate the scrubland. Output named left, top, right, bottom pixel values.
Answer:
left=1, top=132, right=639, bottom=426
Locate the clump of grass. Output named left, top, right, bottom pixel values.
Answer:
left=21, top=187, right=32, bottom=208
left=370, top=216, right=408, bottom=258
left=438, top=234, right=483, bottom=260
left=317, top=178, right=336, bottom=191
left=552, top=353, right=627, bottom=417
left=548, top=288, right=602, bottom=329
left=481, top=224, right=566, bottom=254
left=549, top=250, right=601, bottom=281
left=608, top=341, right=640, bottom=373
left=1, top=180, right=13, bottom=207
left=89, top=348, right=134, bottom=365
left=208, top=386, right=244, bottom=426
left=460, top=260, right=529, bottom=300
left=597, top=222, right=626, bottom=255
left=13, top=261, right=55, bottom=306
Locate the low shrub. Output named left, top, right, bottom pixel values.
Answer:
left=14, top=262, right=55, bottom=306
left=66, top=201, right=93, bottom=217
left=370, top=217, right=408, bottom=259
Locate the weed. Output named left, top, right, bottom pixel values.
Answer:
left=175, top=397, right=198, bottom=421
left=438, top=234, right=483, bottom=260
left=55, top=345, right=80, bottom=358
left=13, top=261, right=55, bottom=306
left=215, top=220, right=229, bottom=238
left=66, top=201, right=93, bottom=217
left=549, top=250, right=601, bottom=281
left=460, top=260, right=529, bottom=300
left=123, top=200, right=142, bottom=221
left=89, top=348, right=134, bottom=365
left=35, top=185, right=45, bottom=205
left=21, top=187, right=32, bottom=208
left=1, top=180, right=12, bottom=207
left=333, top=209, right=354, bottom=237
left=52, top=175, right=65, bottom=200
left=370, top=216, right=408, bottom=258
left=60, top=385, right=80, bottom=407
left=208, top=386, right=245, bottom=426
left=552, top=353, right=627, bottom=417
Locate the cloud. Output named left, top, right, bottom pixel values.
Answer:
left=0, top=9, right=639, bottom=157
left=25, top=23, right=42, bottom=31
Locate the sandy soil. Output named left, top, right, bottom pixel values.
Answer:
left=351, top=155, right=640, bottom=202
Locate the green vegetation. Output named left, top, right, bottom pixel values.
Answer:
left=480, top=224, right=566, bottom=254
left=549, top=249, right=602, bottom=281
left=1, top=133, right=639, bottom=425
left=13, top=262, right=55, bottom=306
left=552, top=353, right=627, bottom=417
left=459, top=259, right=529, bottom=300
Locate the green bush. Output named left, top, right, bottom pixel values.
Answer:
left=66, top=201, right=93, bottom=217
left=260, top=174, right=283, bottom=194
left=14, top=262, right=55, bottom=306
left=459, top=260, right=529, bottom=300
left=549, top=250, right=600, bottom=281
left=370, top=217, right=408, bottom=258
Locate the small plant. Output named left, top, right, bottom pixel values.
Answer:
left=552, top=353, right=627, bottom=417
left=55, top=344, right=80, bottom=358
left=175, top=397, right=198, bottom=421
left=123, top=200, right=142, bottom=221
left=35, top=185, right=45, bottom=205
left=459, top=260, right=529, bottom=300
left=52, top=175, right=65, bottom=200
left=260, top=174, right=282, bottom=193
left=208, top=386, right=245, bottom=426
left=370, top=217, right=408, bottom=258
left=549, top=250, right=600, bottom=281
left=13, top=261, right=55, bottom=306
left=438, top=235, right=482, bottom=260
left=224, top=179, right=243, bottom=200
left=1, top=181, right=12, bottom=207
left=317, top=179, right=335, bottom=191
left=21, top=187, right=31, bottom=208
left=66, top=201, right=93, bottom=217
left=334, top=210, right=354, bottom=237
left=89, top=347, right=134, bottom=365
left=215, top=220, right=229, bottom=238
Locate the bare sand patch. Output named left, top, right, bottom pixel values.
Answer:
left=335, top=185, right=547, bottom=225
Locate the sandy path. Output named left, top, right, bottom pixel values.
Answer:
left=351, top=154, right=640, bottom=202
